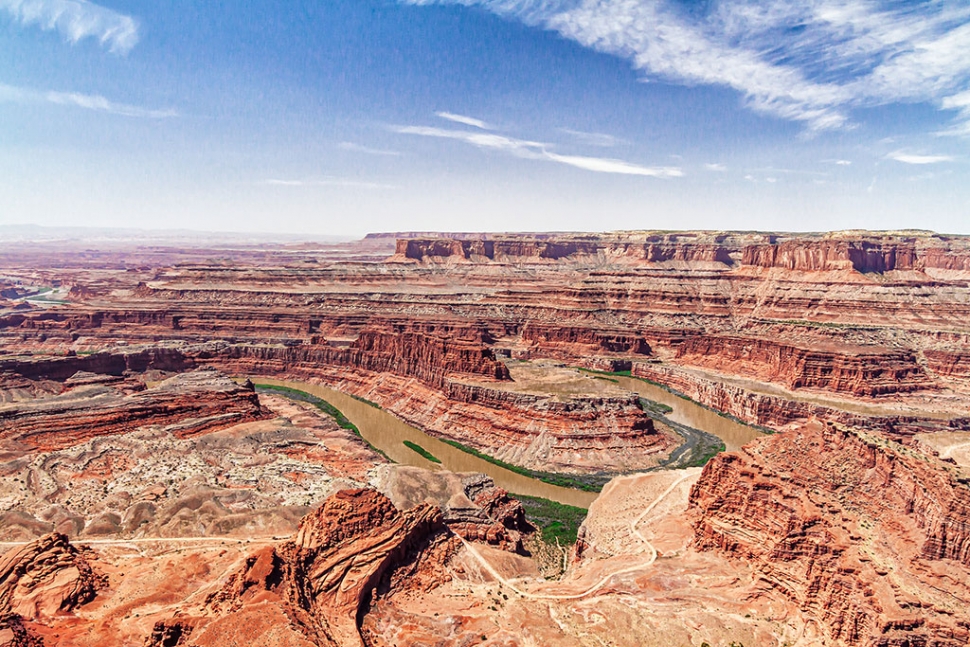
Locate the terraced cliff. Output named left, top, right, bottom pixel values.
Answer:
left=688, top=421, right=970, bottom=646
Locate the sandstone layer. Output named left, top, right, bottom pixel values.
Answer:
left=689, top=421, right=970, bottom=646
left=1, top=230, right=970, bottom=646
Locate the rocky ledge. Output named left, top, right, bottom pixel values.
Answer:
left=688, top=421, right=970, bottom=646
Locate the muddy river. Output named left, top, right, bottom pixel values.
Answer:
left=613, top=376, right=765, bottom=452
left=255, top=374, right=765, bottom=508
left=254, top=378, right=599, bottom=508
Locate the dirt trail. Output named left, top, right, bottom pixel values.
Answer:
left=940, top=440, right=970, bottom=459
left=460, top=471, right=696, bottom=600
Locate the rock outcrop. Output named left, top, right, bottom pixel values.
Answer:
left=376, top=466, right=531, bottom=553
left=0, top=533, right=102, bottom=619
left=202, top=488, right=449, bottom=647
left=688, top=421, right=970, bottom=646
left=0, top=533, right=104, bottom=646
left=0, top=369, right=266, bottom=452
left=673, top=335, right=934, bottom=396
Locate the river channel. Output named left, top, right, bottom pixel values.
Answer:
left=613, top=376, right=765, bottom=451
left=254, top=378, right=599, bottom=508
left=254, top=375, right=765, bottom=508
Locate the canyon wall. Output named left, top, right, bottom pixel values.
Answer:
left=0, top=370, right=266, bottom=452
left=632, top=361, right=970, bottom=437
left=673, top=335, right=934, bottom=396
left=689, top=422, right=970, bottom=646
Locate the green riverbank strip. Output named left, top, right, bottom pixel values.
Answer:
left=579, top=368, right=726, bottom=469
left=579, top=367, right=774, bottom=434
left=351, top=394, right=382, bottom=409
left=254, top=383, right=392, bottom=461
left=514, top=494, right=587, bottom=545
left=403, top=440, right=441, bottom=464
left=440, top=439, right=609, bottom=492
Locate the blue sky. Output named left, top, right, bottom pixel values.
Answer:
left=1, top=0, right=969, bottom=236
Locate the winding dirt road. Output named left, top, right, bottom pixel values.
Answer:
left=460, top=471, right=696, bottom=601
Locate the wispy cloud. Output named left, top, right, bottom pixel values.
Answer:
left=833, top=160, right=851, bottom=166
left=938, top=90, right=970, bottom=136
left=704, top=163, right=727, bottom=172
left=393, top=124, right=681, bottom=177
left=544, top=150, right=681, bottom=176
left=436, top=111, right=492, bottom=130
left=560, top=128, right=627, bottom=147
left=403, top=1, right=970, bottom=134
left=0, top=82, right=176, bottom=117
left=337, top=142, right=402, bottom=156
left=886, top=151, right=955, bottom=165
left=0, top=0, right=139, bottom=53
left=263, top=178, right=398, bottom=190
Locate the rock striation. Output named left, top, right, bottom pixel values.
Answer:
left=688, top=421, right=970, bottom=646
left=0, top=532, right=104, bottom=646
left=0, top=368, right=265, bottom=452
left=199, top=488, right=449, bottom=647
left=673, top=335, right=934, bottom=396
left=376, top=466, right=531, bottom=553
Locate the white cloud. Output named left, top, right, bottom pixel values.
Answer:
left=393, top=124, right=681, bottom=177
left=264, top=178, right=398, bottom=190
left=560, top=128, right=626, bottom=147
left=337, top=142, right=402, bottom=156
left=704, top=162, right=727, bottom=171
left=403, top=1, right=970, bottom=134
left=937, top=89, right=970, bottom=136
left=886, top=151, right=955, bottom=165
left=0, top=82, right=176, bottom=117
left=834, top=160, right=851, bottom=166
left=0, top=0, right=139, bottom=53
left=436, top=111, right=492, bottom=129
left=544, top=150, right=682, bottom=177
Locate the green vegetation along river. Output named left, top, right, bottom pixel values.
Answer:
left=252, top=378, right=599, bottom=508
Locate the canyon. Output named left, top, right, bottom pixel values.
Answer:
left=1, top=229, right=969, bottom=646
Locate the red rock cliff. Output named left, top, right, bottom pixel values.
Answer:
left=0, top=369, right=265, bottom=452
left=205, top=488, right=447, bottom=647
left=674, top=335, right=934, bottom=396
left=689, top=422, right=970, bottom=646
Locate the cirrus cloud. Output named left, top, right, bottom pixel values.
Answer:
left=0, top=0, right=139, bottom=53
left=886, top=151, right=954, bottom=165
left=393, top=123, right=682, bottom=177
left=402, top=0, right=970, bottom=135
left=0, top=82, right=176, bottom=117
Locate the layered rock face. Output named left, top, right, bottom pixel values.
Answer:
left=520, top=322, right=651, bottom=361
left=192, top=488, right=450, bottom=647
left=0, top=368, right=265, bottom=452
left=925, top=350, right=970, bottom=381
left=0, top=533, right=104, bottom=646
left=0, top=347, right=189, bottom=382
left=673, top=335, right=933, bottom=396
left=688, top=422, right=970, bottom=646
left=633, top=361, right=970, bottom=437
left=395, top=233, right=737, bottom=265
left=741, top=237, right=970, bottom=273
left=196, top=323, right=510, bottom=389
